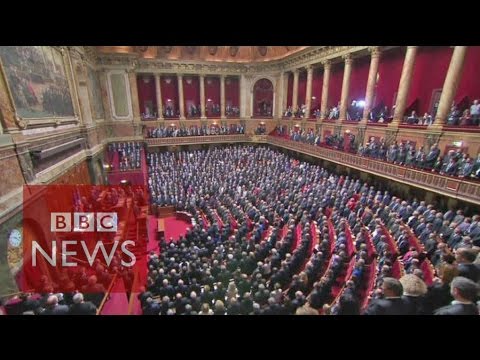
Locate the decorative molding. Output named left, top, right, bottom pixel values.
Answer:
left=106, top=70, right=133, bottom=121
left=95, top=46, right=385, bottom=76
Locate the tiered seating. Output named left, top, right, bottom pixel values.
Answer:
left=360, top=259, right=377, bottom=312
left=330, top=256, right=356, bottom=305
left=344, top=222, right=355, bottom=258
left=380, top=224, right=400, bottom=255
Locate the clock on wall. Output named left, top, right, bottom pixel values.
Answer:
left=8, top=228, right=22, bottom=248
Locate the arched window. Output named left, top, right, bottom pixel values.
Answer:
left=253, top=79, right=273, bottom=117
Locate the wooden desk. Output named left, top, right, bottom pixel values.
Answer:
left=157, top=219, right=165, bottom=240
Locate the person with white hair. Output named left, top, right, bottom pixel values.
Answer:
left=39, top=295, right=69, bottom=315
left=69, top=293, right=97, bottom=315
left=399, top=274, right=427, bottom=315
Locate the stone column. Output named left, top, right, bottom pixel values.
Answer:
left=276, top=72, right=285, bottom=118
left=282, top=72, right=288, bottom=115
left=339, top=54, right=353, bottom=122
left=292, top=69, right=299, bottom=110
left=199, top=74, right=206, bottom=119
left=177, top=74, right=185, bottom=120
left=154, top=74, right=163, bottom=120
left=240, top=74, right=246, bottom=118
left=391, top=46, right=418, bottom=126
left=362, top=47, right=382, bottom=123
left=305, top=65, right=314, bottom=119
left=220, top=75, right=226, bottom=118
left=431, top=46, right=468, bottom=127
left=320, top=60, right=331, bottom=120
left=128, top=71, right=141, bottom=122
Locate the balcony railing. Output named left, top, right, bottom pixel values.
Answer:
left=145, top=135, right=262, bottom=146
left=266, top=136, right=480, bottom=205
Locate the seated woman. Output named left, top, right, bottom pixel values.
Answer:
left=459, top=109, right=472, bottom=126
left=421, top=112, right=433, bottom=125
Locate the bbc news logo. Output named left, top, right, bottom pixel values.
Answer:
left=51, top=212, right=118, bottom=232
left=32, top=212, right=135, bottom=268
left=21, top=185, right=147, bottom=294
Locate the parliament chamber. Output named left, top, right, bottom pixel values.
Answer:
left=0, top=46, right=479, bottom=315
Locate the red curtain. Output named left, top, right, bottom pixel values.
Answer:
left=286, top=73, right=293, bottom=107
left=183, top=76, right=200, bottom=114
left=349, top=55, right=370, bottom=102
left=225, top=76, right=239, bottom=107
left=311, top=68, right=323, bottom=110
left=407, top=46, right=452, bottom=114
left=456, top=46, right=480, bottom=102
left=297, top=70, right=307, bottom=106
left=160, top=75, right=179, bottom=111
left=375, top=47, right=405, bottom=109
left=328, top=62, right=344, bottom=108
left=205, top=76, right=220, bottom=111
left=136, top=75, right=156, bottom=116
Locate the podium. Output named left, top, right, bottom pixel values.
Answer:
left=157, top=218, right=165, bottom=241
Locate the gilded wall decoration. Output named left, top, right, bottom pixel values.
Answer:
left=87, top=67, right=105, bottom=119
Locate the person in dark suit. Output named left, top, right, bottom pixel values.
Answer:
left=422, top=263, right=459, bottom=314
left=39, top=295, right=70, bottom=315
left=69, top=293, right=97, bottom=315
left=363, top=277, right=411, bottom=315
left=455, top=248, right=480, bottom=283
left=434, top=277, right=479, bottom=315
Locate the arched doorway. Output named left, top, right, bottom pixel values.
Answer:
left=253, top=78, right=273, bottom=117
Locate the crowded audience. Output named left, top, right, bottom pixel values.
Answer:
left=142, top=145, right=480, bottom=315
left=107, top=142, right=142, bottom=171
left=147, top=124, right=245, bottom=138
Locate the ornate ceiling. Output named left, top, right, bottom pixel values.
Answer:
left=95, top=46, right=309, bottom=62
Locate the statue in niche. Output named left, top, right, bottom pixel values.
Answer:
left=230, top=46, right=239, bottom=56
left=208, top=46, right=218, bottom=55
left=258, top=46, right=267, bottom=56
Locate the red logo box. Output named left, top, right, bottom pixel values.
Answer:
left=21, top=185, right=148, bottom=294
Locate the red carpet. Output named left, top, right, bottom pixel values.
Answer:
left=164, top=216, right=192, bottom=243
left=100, top=278, right=129, bottom=315
left=147, top=215, right=160, bottom=254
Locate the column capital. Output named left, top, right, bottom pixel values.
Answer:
left=342, top=53, right=353, bottom=64
left=293, top=68, right=300, bottom=75
left=368, top=46, right=382, bottom=58
left=177, top=73, right=183, bottom=78
left=199, top=74, right=205, bottom=79
left=306, top=64, right=314, bottom=72
left=407, top=46, right=419, bottom=50
left=321, top=59, right=331, bottom=68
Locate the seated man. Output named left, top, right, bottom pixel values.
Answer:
left=446, top=105, right=460, bottom=126
left=406, top=110, right=418, bottom=124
